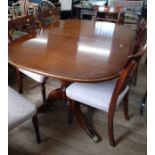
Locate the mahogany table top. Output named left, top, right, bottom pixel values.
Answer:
left=9, top=19, right=135, bottom=82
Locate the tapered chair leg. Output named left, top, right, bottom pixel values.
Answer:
left=67, top=99, right=75, bottom=125
left=140, top=91, right=147, bottom=115
left=123, top=92, right=129, bottom=120
left=132, top=66, right=138, bottom=86
left=32, top=115, right=41, bottom=143
left=16, top=69, right=23, bottom=94
left=108, top=111, right=116, bottom=147
left=145, top=57, right=147, bottom=65
left=41, top=82, right=46, bottom=104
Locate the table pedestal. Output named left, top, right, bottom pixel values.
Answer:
left=39, top=80, right=100, bottom=143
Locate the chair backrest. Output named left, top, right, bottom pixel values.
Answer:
left=108, top=45, right=146, bottom=112
left=12, top=0, right=30, bottom=17
left=38, top=9, right=56, bottom=19
left=8, top=6, right=14, bottom=19
left=133, top=31, right=146, bottom=54
left=8, top=15, right=36, bottom=42
left=111, top=0, right=143, bottom=14
left=35, top=6, right=59, bottom=28
left=136, top=18, right=147, bottom=40
left=128, top=44, right=146, bottom=65
left=40, top=0, right=56, bottom=11
left=132, top=20, right=147, bottom=54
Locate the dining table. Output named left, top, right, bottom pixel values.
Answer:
left=8, top=19, right=135, bottom=142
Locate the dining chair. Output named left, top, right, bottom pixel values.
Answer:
left=8, top=86, right=40, bottom=143
left=66, top=45, right=146, bottom=147
left=132, top=21, right=146, bottom=55
left=130, top=19, right=147, bottom=85
left=39, top=0, right=60, bottom=18
left=8, top=14, right=36, bottom=42
left=8, top=15, right=47, bottom=105
left=12, top=0, right=30, bottom=17
left=136, top=18, right=147, bottom=41
left=36, top=8, right=60, bottom=28
left=8, top=6, right=14, bottom=19
left=123, top=7, right=143, bottom=25
left=140, top=91, right=147, bottom=115
left=40, top=0, right=56, bottom=11
left=118, top=0, right=144, bottom=25
left=137, top=20, right=147, bottom=113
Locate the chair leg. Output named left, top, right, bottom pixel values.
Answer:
left=67, top=99, right=75, bottom=125
left=140, top=91, right=147, bottom=115
left=32, top=115, right=41, bottom=143
left=108, top=111, right=116, bottom=147
left=145, top=57, right=147, bottom=65
left=16, top=69, right=23, bottom=94
left=132, top=66, right=138, bottom=86
left=123, top=92, right=129, bottom=120
left=40, top=82, right=46, bottom=104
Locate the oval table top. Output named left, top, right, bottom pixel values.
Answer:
left=9, top=19, right=135, bottom=82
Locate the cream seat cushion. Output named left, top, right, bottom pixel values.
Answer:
left=8, top=86, right=37, bottom=131
left=19, top=68, right=45, bottom=83
left=66, top=78, right=129, bottom=112
left=12, top=31, right=28, bottom=40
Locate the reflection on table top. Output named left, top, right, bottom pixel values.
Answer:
left=9, top=19, right=135, bottom=82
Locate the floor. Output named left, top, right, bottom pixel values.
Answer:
left=8, top=57, right=147, bottom=155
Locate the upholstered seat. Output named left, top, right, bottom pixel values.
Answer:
left=8, top=87, right=37, bottom=131
left=12, top=31, right=28, bottom=41
left=123, top=9, right=140, bottom=24
left=19, top=68, right=45, bottom=83
left=66, top=78, right=129, bottom=112
left=8, top=86, right=40, bottom=143
left=124, top=9, right=139, bottom=20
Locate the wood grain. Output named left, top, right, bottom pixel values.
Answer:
left=9, top=19, right=135, bottom=82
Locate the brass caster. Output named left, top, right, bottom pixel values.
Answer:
left=92, top=136, right=99, bottom=143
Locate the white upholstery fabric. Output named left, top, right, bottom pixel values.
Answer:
left=110, top=0, right=143, bottom=13
left=66, top=78, right=129, bottom=112
left=19, top=68, right=45, bottom=83
left=8, top=87, right=37, bottom=132
left=12, top=31, right=28, bottom=40
left=124, top=9, right=139, bottom=20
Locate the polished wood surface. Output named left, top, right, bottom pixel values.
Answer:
left=9, top=19, right=136, bottom=144
left=9, top=19, right=135, bottom=82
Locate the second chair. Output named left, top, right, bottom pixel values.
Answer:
left=8, top=15, right=48, bottom=105
left=66, top=45, right=146, bottom=147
